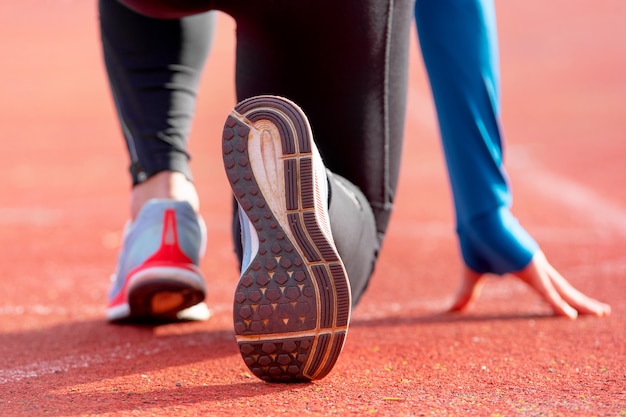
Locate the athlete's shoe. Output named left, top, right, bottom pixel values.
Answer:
left=107, top=199, right=209, bottom=323
left=222, top=95, right=351, bottom=382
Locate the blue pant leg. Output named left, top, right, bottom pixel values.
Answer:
left=415, top=0, right=537, bottom=274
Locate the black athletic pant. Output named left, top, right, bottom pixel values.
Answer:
left=99, top=0, right=413, bottom=304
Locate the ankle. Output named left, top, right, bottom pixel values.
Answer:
left=130, top=171, right=200, bottom=220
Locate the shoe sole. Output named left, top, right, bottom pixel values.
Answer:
left=108, top=266, right=206, bottom=323
left=223, top=95, right=351, bottom=382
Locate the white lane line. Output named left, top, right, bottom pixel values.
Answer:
left=0, top=207, right=62, bottom=225
left=0, top=354, right=106, bottom=384
left=509, top=148, right=626, bottom=238
left=404, top=87, right=626, bottom=241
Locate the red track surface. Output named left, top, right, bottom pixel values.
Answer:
left=1, top=1, right=624, bottom=416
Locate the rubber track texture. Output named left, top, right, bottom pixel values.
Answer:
left=222, top=95, right=351, bottom=382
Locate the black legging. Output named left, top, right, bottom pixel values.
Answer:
left=99, top=0, right=413, bottom=303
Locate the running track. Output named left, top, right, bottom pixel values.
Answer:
left=0, top=1, right=625, bottom=416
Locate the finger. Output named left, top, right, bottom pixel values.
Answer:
left=447, top=267, right=483, bottom=312
left=515, top=252, right=578, bottom=319
left=544, top=261, right=611, bottom=317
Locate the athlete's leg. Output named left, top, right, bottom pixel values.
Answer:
left=228, top=0, right=414, bottom=301
left=99, top=0, right=216, bottom=321
left=99, top=0, right=215, bottom=218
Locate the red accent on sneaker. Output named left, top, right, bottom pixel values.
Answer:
left=107, top=209, right=197, bottom=308
left=141, top=208, right=195, bottom=267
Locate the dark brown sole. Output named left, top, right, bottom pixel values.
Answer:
left=127, top=278, right=205, bottom=320
left=222, top=95, right=351, bottom=382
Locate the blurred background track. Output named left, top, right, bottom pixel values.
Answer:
left=0, top=1, right=624, bottom=415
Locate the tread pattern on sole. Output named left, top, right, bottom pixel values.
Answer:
left=222, top=96, right=351, bottom=382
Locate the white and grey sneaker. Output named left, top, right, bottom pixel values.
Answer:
left=107, top=199, right=209, bottom=323
left=222, top=95, right=351, bottom=382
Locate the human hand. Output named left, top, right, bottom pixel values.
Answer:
left=447, top=250, right=611, bottom=319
